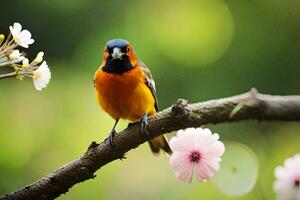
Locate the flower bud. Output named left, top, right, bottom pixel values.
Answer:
left=22, top=58, right=29, bottom=68
left=33, top=51, right=44, bottom=64
left=0, top=34, right=5, bottom=42
left=8, top=50, right=22, bottom=60
left=16, top=75, right=23, bottom=80
left=14, top=66, right=19, bottom=72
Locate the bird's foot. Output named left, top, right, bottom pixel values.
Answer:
left=107, top=129, right=117, bottom=148
left=140, top=113, right=149, bottom=136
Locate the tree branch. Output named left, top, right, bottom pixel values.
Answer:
left=1, top=88, right=300, bottom=200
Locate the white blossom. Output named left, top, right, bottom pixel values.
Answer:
left=9, top=22, right=34, bottom=48
left=8, top=50, right=25, bottom=61
left=32, top=61, right=51, bottom=91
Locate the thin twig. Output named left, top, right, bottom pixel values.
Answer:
left=0, top=71, right=17, bottom=79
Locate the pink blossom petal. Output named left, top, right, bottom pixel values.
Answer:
left=195, top=163, right=212, bottom=181
left=196, top=133, right=220, bottom=151
left=202, top=141, right=225, bottom=157
left=195, top=163, right=207, bottom=181
left=195, top=128, right=212, bottom=136
left=198, top=162, right=211, bottom=178
left=169, top=127, right=225, bottom=183
left=170, top=130, right=195, bottom=152
left=175, top=161, right=194, bottom=183
left=169, top=152, right=189, bottom=170
left=273, top=154, right=300, bottom=199
left=202, top=162, right=215, bottom=178
left=202, top=157, right=220, bottom=172
left=275, top=166, right=289, bottom=180
left=169, top=137, right=189, bottom=152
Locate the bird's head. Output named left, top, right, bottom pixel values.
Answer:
left=101, top=39, right=137, bottom=74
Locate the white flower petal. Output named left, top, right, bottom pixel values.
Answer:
left=9, top=22, right=34, bottom=48
left=10, top=23, right=22, bottom=35
left=34, top=81, right=42, bottom=91
left=9, top=50, right=22, bottom=60
left=14, top=23, right=22, bottom=32
left=32, top=61, right=51, bottom=91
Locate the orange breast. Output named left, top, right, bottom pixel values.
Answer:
left=95, top=66, right=156, bottom=122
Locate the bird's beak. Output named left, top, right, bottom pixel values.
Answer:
left=111, top=47, right=123, bottom=59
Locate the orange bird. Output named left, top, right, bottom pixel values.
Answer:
left=94, top=39, right=172, bottom=155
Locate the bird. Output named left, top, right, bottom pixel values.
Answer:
left=94, top=38, right=172, bottom=155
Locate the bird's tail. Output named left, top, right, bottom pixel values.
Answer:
left=148, top=134, right=172, bottom=155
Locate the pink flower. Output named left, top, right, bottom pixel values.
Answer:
left=169, top=127, right=225, bottom=183
left=273, top=154, right=300, bottom=200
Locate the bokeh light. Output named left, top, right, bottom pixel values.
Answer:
left=212, top=142, right=259, bottom=196
left=125, top=0, right=234, bottom=67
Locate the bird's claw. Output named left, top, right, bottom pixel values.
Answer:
left=107, top=129, right=117, bottom=148
left=140, top=113, right=149, bottom=136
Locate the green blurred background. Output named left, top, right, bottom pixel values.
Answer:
left=0, top=0, right=300, bottom=199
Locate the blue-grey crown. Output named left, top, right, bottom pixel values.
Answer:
left=106, top=39, right=129, bottom=49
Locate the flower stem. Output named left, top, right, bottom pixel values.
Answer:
left=0, top=71, right=17, bottom=79
left=0, top=33, right=11, bottom=52
left=0, top=43, right=17, bottom=58
left=0, top=57, right=24, bottom=67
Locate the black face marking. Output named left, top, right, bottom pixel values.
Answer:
left=102, top=55, right=134, bottom=74
left=103, top=39, right=134, bottom=74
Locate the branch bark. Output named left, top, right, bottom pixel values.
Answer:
left=1, top=88, right=300, bottom=200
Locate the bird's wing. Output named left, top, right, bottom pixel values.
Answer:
left=138, top=60, right=158, bottom=111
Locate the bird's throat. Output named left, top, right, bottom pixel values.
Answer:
left=102, top=56, right=134, bottom=74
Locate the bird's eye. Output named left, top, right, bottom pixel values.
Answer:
left=105, top=48, right=108, bottom=52
left=127, top=47, right=130, bottom=52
